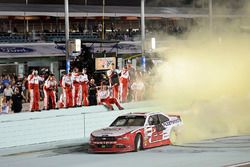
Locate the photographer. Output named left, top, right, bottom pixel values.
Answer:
left=11, top=87, right=25, bottom=113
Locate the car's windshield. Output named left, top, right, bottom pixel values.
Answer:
left=110, top=116, right=146, bottom=127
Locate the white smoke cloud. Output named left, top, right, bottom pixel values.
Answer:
left=151, top=1, right=250, bottom=143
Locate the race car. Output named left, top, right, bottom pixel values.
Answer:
left=89, top=112, right=182, bottom=153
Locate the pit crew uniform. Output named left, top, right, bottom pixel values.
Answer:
left=62, top=74, right=73, bottom=108
left=43, top=78, right=57, bottom=110
left=28, top=74, right=44, bottom=111
left=79, top=73, right=89, bottom=106
left=98, top=88, right=124, bottom=110
left=120, top=68, right=129, bottom=102
left=71, top=72, right=81, bottom=106
left=107, top=69, right=120, bottom=99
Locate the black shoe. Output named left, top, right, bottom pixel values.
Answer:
left=109, top=107, right=114, bottom=111
left=119, top=107, right=124, bottom=110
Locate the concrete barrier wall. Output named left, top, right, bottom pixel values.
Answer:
left=0, top=101, right=158, bottom=149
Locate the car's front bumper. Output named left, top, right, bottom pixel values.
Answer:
left=89, top=140, right=134, bottom=153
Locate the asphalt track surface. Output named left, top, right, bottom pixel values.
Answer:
left=0, top=136, right=250, bottom=167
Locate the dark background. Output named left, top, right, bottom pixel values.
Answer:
left=0, top=0, right=195, bottom=6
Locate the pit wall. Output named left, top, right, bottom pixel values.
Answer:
left=0, top=101, right=157, bottom=149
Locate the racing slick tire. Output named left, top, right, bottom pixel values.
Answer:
left=134, top=133, right=143, bottom=152
left=169, top=129, right=177, bottom=145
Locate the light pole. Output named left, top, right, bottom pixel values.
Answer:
left=141, top=0, right=146, bottom=72
left=64, top=0, right=70, bottom=74
left=25, top=0, right=29, bottom=33
left=209, top=0, right=213, bottom=33
left=102, top=0, right=105, bottom=40
left=84, top=0, right=88, bottom=33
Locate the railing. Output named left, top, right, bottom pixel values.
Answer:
left=0, top=31, right=139, bottom=43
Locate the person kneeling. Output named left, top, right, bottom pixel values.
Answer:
left=98, top=83, right=124, bottom=111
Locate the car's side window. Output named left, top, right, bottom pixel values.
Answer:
left=158, top=114, right=169, bottom=123
left=148, top=115, right=160, bottom=125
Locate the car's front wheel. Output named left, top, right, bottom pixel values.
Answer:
left=134, top=133, right=143, bottom=152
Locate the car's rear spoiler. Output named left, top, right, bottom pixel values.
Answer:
left=168, top=114, right=181, bottom=120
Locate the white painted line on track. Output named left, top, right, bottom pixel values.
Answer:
left=224, top=161, right=250, bottom=167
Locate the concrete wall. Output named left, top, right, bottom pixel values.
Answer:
left=0, top=101, right=157, bottom=149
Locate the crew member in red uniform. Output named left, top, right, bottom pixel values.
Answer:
left=79, top=68, right=89, bottom=106
left=43, top=74, right=57, bottom=110
left=28, top=70, right=44, bottom=112
left=62, top=72, right=73, bottom=108
left=71, top=68, right=81, bottom=107
left=120, top=66, right=129, bottom=103
left=107, top=63, right=120, bottom=99
left=97, top=83, right=124, bottom=110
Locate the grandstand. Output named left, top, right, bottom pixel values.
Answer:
left=0, top=0, right=248, bottom=76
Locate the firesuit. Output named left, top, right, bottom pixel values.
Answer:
left=43, top=76, right=57, bottom=110
left=71, top=71, right=81, bottom=106
left=98, top=85, right=124, bottom=110
left=120, top=67, right=129, bottom=102
left=107, top=67, right=120, bottom=99
left=28, top=71, right=44, bottom=111
left=79, top=72, right=89, bottom=106
left=62, top=74, right=73, bottom=108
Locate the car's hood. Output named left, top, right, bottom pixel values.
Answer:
left=92, top=126, right=141, bottom=137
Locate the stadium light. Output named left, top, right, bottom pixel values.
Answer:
left=209, top=0, right=213, bottom=33
left=64, top=0, right=70, bottom=74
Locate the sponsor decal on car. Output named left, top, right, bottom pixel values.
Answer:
left=162, top=119, right=181, bottom=127
left=93, top=141, right=117, bottom=144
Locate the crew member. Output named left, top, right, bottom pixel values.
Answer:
left=97, top=83, right=124, bottom=110
left=88, top=79, right=97, bottom=106
left=43, top=74, right=57, bottom=110
left=79, top=68, right=89, bottom=106
left=107, top=63, right=120, bottom=99
left=28, top=70, right=44, bottom=112
left=120, top=66, right=129, bottom=103
left=61, top=72, right=73, bottom=108
left=71, top=68, right=81, bottom=107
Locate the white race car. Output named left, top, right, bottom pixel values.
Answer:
left=89, top=112, right=182, bottom=153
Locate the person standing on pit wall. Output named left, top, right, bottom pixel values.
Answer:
left=71, top=68, right=81, bottom=107
left=28, top=70, right=44, bottom=112
left=43, top=74, right=58, bottom=110
left=107, top=63, right=120, bottom=99
left=88, top=79, right=97, bottom=106
left=61, top=72, right=73, bottom=108
left=120, top=66, right=129, bottom=103
left=79, top=68, right=89, bottom=106
left=97, top=83, right=124, bottom=111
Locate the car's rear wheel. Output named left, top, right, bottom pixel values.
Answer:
left=134, top=133, right=143, bottom=152
left=170, top=129, right=177, bottom=145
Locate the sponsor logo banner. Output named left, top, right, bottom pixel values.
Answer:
left=0, top=47, right=34, bottom=53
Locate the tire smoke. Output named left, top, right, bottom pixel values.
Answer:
left=152, top=2, right=250, bottom=143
